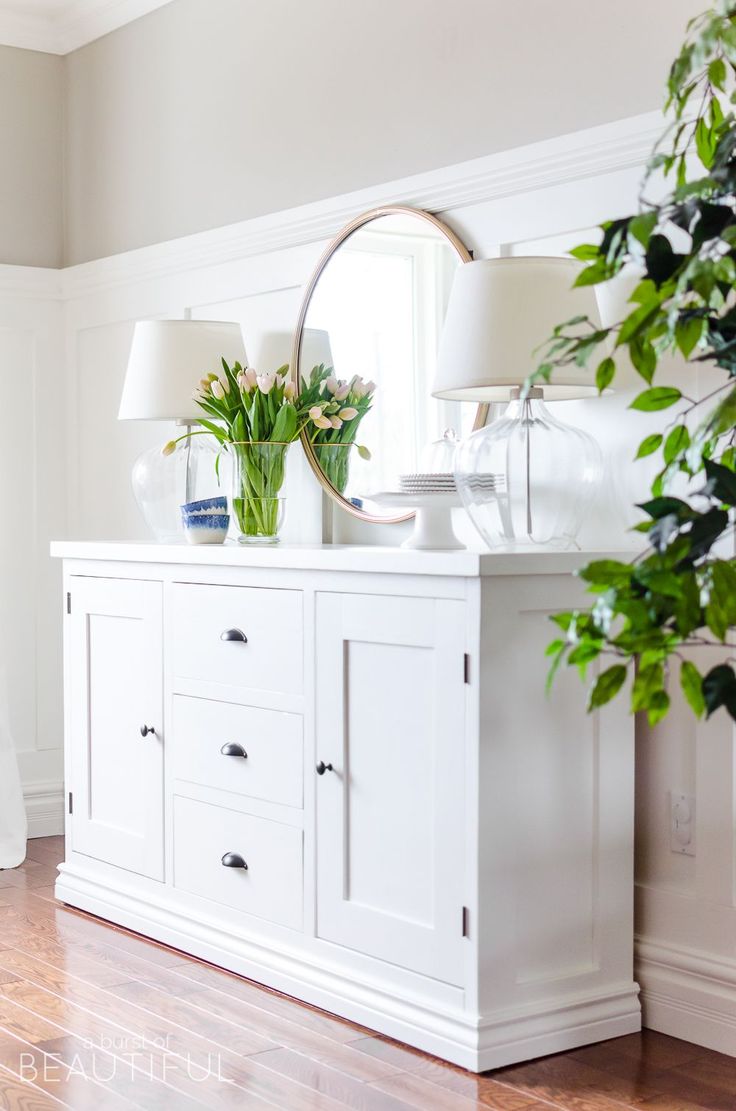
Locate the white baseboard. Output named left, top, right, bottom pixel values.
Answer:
left=636, top=938, right=736, bottom=1057
left=23, top=781, right=64, bottom=838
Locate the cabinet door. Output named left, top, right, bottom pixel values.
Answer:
left=315, top=592, right=466, bottom=985
left=68, top=577, right=164, bottom=880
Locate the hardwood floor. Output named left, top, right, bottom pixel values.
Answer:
left=0, top=839, right=733, bottom=1110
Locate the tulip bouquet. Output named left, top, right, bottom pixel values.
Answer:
left=301, top=364, right=375, bottom=494
left=167, top=360, right=309, bottom=542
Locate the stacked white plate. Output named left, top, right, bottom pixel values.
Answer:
left=462, top=473, right=505, bottom=491
left=399, top=472, right=504, bottom=494
left=399, top=472, right=456, bottom=494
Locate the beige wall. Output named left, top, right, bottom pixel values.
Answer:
left=0, top=46, right=63, bottom=267
left=63, top=0, right=704, bottom=265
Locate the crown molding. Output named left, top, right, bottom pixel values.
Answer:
left=62, top=111, right=662, bottom=300
left=0, top=0, right=174, bottom=54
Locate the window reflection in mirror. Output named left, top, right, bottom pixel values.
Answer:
left=298, top=212, right=477, bottom=518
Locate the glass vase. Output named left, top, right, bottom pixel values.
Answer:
left=230, top=442, right=289, bottom=544
left=312, top=442, right=353, bottom=494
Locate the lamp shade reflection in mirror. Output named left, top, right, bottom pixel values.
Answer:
left=292, top=207, right=485, bottom=523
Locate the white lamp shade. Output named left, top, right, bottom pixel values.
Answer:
left=433, top=257, right=603, bottom=401
left=119, top=320, right=248, bottom=421
left=300, top=328, right=334, bottom=375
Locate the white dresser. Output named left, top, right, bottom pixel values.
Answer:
left=51, top=541, right=640, bottom=1071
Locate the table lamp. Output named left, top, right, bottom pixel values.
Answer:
left=433, top=257, right=604, bottom=550
left=119, top=320, right=248, bottom=542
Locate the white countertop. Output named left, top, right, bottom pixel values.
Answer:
left=50, top=540, right=633, bottom=578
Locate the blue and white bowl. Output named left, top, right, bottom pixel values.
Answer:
left=181, top=510, right=230, bottom=545
left=181, top=495, right=228, bottom=515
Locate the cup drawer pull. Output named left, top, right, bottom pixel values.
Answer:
left=220, top=628, right=248, bottom=643
left=220, top=742, right=248, bottom=759
left=221, top=852, right=248, bottom=869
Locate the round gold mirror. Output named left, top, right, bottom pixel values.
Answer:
left=291, top=206, right=483, bottom=523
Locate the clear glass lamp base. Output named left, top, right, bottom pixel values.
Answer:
left=454, top=390, right=602, bottom=551
left=131, top=431, right=226, bottom=543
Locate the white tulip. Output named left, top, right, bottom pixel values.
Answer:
left=245, top=367, right=258, bottom=389
left=284, top=382, right=296, bottom=401
left=364, top=380, right=376, bottom=395
left=236, top=371, right=249, bottom=391
left=313, top=415, right=332, bottom=430
left=161, top=440, right=177, bottom=457
left=211, top=380, right=225, bottom=400
left=330, top=416, right=343, bottom=429
left=338, top=407, right=358, bottom=420
left=334, top=383, right=350, bottom=401
left=309, top=405, right=324, bottom=421
left=257, top=372, right=275, bottom=394
left=325, top=376, right=339, bottom=395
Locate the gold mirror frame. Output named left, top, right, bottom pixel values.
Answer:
left=291, top=205, right=485, bottom=524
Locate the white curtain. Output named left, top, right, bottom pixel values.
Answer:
left=0, top=665, right=26, bottom=868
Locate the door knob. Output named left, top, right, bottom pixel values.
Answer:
left=221, top=852, right=248, bottom=869
left=140, top=724, right=156, bottom=737
left=220, top=628, right=248, bottom=643
left=316, top=761, right=333, bottom=775
left=220, top=742, right=247, bottom=758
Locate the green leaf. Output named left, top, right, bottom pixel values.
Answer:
left=595, top=357, right=615, bottom=392
left=647, top=689, right=671, bottom=725
left=588, top=665, right=628, bottom=710
left=630, top=387, right=682, bottom=412
left=663, top=424, right=690, bottom=464
left=635, top=433, right=663, bottom=460
left=695, top=116, right=717, bottom=168
left=578, top=559, right=632, bottom=586
left=637, top=496, right=692, bottom=520
left=703, top=663, right=736, bottom=718
left=569, top=244, right=601, bottom=261
left=704, top=458, right=736, bottom=505
left=675, top=316, right=705, bottom=357
left=708, top=57, right=727, bottom=90
left=680, top=660, right=706, bottom=718
left=629, top=211, right=658, bottom=248
left=631, top=662, right=664, bottom=713
left=629, top=337, right=657, bottom=383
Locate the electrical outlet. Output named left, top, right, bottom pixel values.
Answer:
left=670, top=792, right=696, bottom=856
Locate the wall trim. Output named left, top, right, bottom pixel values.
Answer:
left=0, top=264, right=62, bottom=301
left=0, top=0, right=174, bottom=55
left=62, top=111, right=661, bottom=299
left=24, top=780, right=64, bottom=838
left=636, top=937, right=736, bottom=1057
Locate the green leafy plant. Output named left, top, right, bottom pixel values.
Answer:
left=534, top=1, right=736, bottom=725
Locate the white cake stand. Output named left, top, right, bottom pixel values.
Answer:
left=369, top=491, right=465, bottom=550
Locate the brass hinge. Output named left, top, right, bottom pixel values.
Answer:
left=66, top=592, right=71, bottom=615
left=463, top=653, right=470, bottom=684
left=462, top=906, right=470, bottom=938
left=68, top=791, right=73, bottom=814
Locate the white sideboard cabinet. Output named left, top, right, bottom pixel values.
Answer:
left=51, top=542, right=640, bottom=1071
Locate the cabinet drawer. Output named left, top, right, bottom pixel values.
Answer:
left=173, top=795, right=302, bottom=929
left=170, top=583, right=302, bottom=694
left=172, top=695, right=303, bottom=808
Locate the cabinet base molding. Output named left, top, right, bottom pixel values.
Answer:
left=57, top=861, right=640, bottom=1072
left=636, top=938, right=736, bottom=1058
